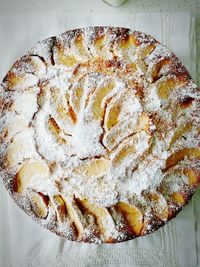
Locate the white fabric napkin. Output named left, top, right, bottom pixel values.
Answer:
left=0, top=11, right=197, bottom=267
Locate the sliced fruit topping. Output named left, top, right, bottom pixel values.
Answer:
left=70, top=86, right=84, bottom=114
left=94, top=35, right=106, bottom=51
left=137, top=44, right=155, bottom=59
left=91, top=80, right=115, bottom=120
left=143, top=191, right=168, bottom=221
left=3, top=114, right=28, bottom=141
left=119, top=34, right=137, bottom=51
left=158, top=167, right=199, bottom=212
left=104, top=112, right=150, bottom=152
left=56, top=46, right=77, bottom=67
left=50, top=195, right=67, bottom=223
left=29, top=55, right=47, bottom=78
left=112, top=143, right=135, bottom=167
left=106, top=99, right=121, bottom=131
left=48, top=117, right=67, bottom=144
left=117, top=35, right=137, bottom=62
left=136, top=113, right=150, bottom=131
left=14, top=160, right=49, bottom=193
left=171, top=192, right=185, bottom=206
left=105, top=90, right=139, bottom=131
left=149, top=58, right=171, bottom=82
left=67, top=106, right=77, bottom=124
left=111, top=131, right=150, bottom=168
left=61, top=196, right=84, bottom=238
left=169, top=122, right=192, bottom=147
left=115, top=202, right=143, bottom=236
left=156, top=76, right=186, bottom=100
left=6, top=129, right=36, bottom=168
left=74, top=33, right=89, bottom=59
left=48, top=117, right=60, bottom=136
left=103, top=120, right=137, bottom=151
left=183, top=169, right=199, bottom=187
left=29, top=192, right=49, bottom=218
left=135, top=44, right=156, bottom=73
left=166, top=148, right=200, bottom=170
left=4, top=72, right=21, bottom=90
left=56, top=103, right=69, bottom=120
left=73, top=158, right=110, bottom=177
left=76, top=198, right=116, bottom=241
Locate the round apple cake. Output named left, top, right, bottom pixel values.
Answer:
left=0, top=27, right=199, bottom=243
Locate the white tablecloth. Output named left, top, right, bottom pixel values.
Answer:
left=0, top=8, right=199, bottom=267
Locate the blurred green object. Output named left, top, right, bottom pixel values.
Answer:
left=103, top=0, right=126, bottom=7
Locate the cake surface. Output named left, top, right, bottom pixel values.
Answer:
left=0, top=27, right=199, bottom=243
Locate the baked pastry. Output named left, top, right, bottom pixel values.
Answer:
left=0, top=27, right=199, bottom=243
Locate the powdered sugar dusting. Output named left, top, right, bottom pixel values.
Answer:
left=0, top=27, right=199, bottom=243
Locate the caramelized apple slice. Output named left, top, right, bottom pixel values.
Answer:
left=136, top=113, right=150, bottom=131
left=94, top=35, right=105, bottom=51
left=166, top=148, right=200, bottom=170
left=149, top=58, right=171, bottom=82
left=74, top=158, right=110, bottom=177
left=74, top=33, right=89, bottom=59
left=91, top=80, right=115, bottom=120
left=3, top=71, right=38, bottom=91
left=48, top=117, right=66, bottom=144
left=104, top=112, right=150, bottom=152
left=29, top=56, right=46, bottom=78
left=29, top=192, right=49, bottom=218
left=92, top=34, right=113, bottom=59
left=171, top=192, right=185, bottom=206
left=3, top=72, right=20, bottom=90
left=50, top=195, right=67, bottom=223
left=62, top=196, right=84, bottom=238
left=56, top=44, right=77, bottom=67
left=183, top=169, right=199, bottom=187
left=164, top=168, right=199, bottom=206
left=115, top=202, right=143, bottom=236
left=157, top=77, right=179, bottom=100
left=78, top=198, right=116, bottom=241
left=6, top=141, right=23, bottom=167
left=135, top=59, right=147, bottom=73
left=103, top=120, right=137, bottom=151
left=144, top=191, right=168, bottom=221
left=112, top=144, right=135, bottom=167
left=135, top=44, right=155, bottom=73
left=105, top=90, right=128, bottom=131
left=48, top=117, right=60, bottom=137
left=111, top=130, right=151, bottom=168
left=69, top=86, right=84, bottom=115
left=15, top=160, right=49, bottom=193
left=56, top=103, right=69, bottom=120
left=105, top=90, right=137, bottom=131
left=106, top=100, right=121, bottom=131
left=159, top=166, right=199, bottom=210
left=169, top=122, right=192, bottom=146
left=4, top=115, right=28, bottom=141
left=6, top=129, right=36, bottom=168
left=119, top=35, right=137, bottom=50
left=137, top=44, right=155, bottom=59
left=118, top=35, right=137, bottom=62
left=179, top=96, right=194, bottom=109
left=51, top=89, right=77, bottom=126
